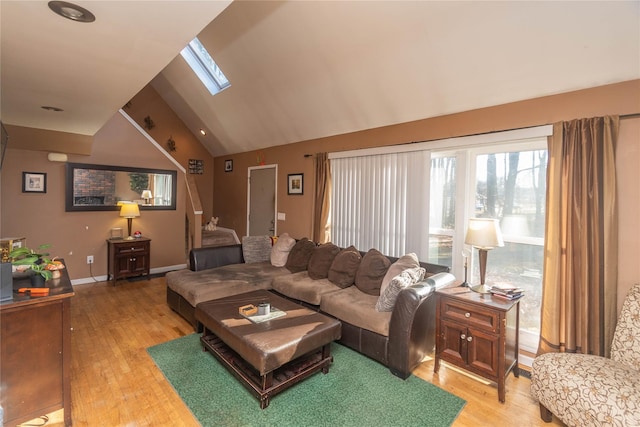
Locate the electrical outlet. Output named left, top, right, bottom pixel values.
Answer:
left=87, top=255, right=94, bottom=264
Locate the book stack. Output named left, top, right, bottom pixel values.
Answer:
left=489, top=284, right=524, bottom=300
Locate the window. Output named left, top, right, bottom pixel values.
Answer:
left=180, top=37, right=230, bottom=95
left=330, top=150, right=430, bottom=257
left=331, top=126, right=552, bottom=364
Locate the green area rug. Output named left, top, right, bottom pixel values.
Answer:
left=147, top=334, right=465, bottom=427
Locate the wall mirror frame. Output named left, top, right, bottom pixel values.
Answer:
left=65, top=162, right=177, bottom=211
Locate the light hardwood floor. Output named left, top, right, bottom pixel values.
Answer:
left=39, top=276, right=564, bottom=426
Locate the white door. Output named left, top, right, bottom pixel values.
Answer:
left=247, top=165, right=277, bottom=236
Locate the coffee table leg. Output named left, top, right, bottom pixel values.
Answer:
left=322, top=344, right=332, bottom=374
left=260, top=372, right=274, bottom=409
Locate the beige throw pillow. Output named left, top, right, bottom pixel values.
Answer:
left=270, top=233, right=296, bottom=267
left=375, top=266, right=426, bottom=312
left=379, top=253, right=420, bottom=295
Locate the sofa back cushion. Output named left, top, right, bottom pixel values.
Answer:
left=308, top=242, right=340, bottom=279
left=270, top=233, right=296, bottom=267
left=355, top=249, right=391, bottom=296
left=285, top=238, right=316, bottom=273
left=242, top=235, right=273, bottom=263
left=328, top=246, right=361, bottom=288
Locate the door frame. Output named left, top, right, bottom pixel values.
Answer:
left=246, top=164, right=278, bottom=236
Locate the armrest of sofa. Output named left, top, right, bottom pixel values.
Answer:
left=189, top=244, right=244, bottom=271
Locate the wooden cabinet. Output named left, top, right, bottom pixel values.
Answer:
left=107, top=238, right=151, bottom=285
left=1, top=264, right=74, bottom=426
left=434, top=286, right=520, bottom=402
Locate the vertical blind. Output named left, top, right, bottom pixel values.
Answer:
left=330, top=150, right=431, bottom=258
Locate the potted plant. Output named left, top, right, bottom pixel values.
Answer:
left=9, top=244, right=53, bottom=286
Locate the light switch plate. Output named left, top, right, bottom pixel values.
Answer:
left=277, top=212, right=286, bottom=221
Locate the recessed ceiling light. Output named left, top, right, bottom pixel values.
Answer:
left=199, top=129, right=207, bottom=136
left=48, top=1, right=95, bottom=23
left=41, top=106, right=64, bottom=112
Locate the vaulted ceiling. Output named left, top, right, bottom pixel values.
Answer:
left=2, top=1, right=639, bottom=157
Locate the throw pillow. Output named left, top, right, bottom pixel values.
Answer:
left=285, top=238, right=316, bottom=273
left=328, top=246, right=362, bottom=288
left=307, top=242, right=340, bottom=279
left=270, top=233, right=296, bottom=267
left=375, top=266, right=426, bottom=312
left=355, top=249, right=391, bottom=296
left=379, top=253, right=420, bottom=295
left=241, top=235, right=273, bottom=263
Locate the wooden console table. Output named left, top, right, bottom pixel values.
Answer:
left=0, top=263, right=74, bottom=426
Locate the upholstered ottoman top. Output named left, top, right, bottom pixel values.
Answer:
left=196, top=290, right=341, bottom=375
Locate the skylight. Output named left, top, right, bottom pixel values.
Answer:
left=180, top=37, right=230, bottom=95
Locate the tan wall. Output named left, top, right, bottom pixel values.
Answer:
left=1, top=113, right=186, bottom=281
left=213, top=80, right=640, bottom=307
left=125, top=85, right=215, bottom=222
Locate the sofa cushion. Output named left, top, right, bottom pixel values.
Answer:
left=270, top=233, right=296, bottom=267
left=307, top=243, right=340, bottom=279
left=242, top=235, right=273, bottom=263
left=165, top=262, right=290, bottom=306
left=379, top=253, right=420, bottom=295
left=320, top=286, right=392, bottom=337
left=375, top=266, right=426, bottom=312
left=328, top=246, right=361, bottom=288
left=355, top=249, right=391, bottom=296
left=272, top=271, right=342, bottom=305
left=285, top=238, right=316, bottom=273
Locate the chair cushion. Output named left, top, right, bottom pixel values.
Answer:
left=321, top=286, right=392, bottom=337
left=531, top=352, right=640, bottom=427
left=272, top=271, right=342, bottom=305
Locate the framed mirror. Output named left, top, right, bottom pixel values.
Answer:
left=65, top=163, right=177, bottom=211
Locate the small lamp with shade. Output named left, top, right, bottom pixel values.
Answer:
left=119, top=203, right=140, bottom=240
left=464, top=218, right=504, bottom=294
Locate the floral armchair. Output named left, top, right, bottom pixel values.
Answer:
left=530, top=283, right=640, bottom=426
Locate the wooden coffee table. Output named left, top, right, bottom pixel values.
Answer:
left=195, top=290, right=341, bottom=408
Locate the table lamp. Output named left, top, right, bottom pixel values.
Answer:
left=141, top=190, right=153, bottom=205
left=119, top=203, right=140, bottom=240
left=464, top=218, right=504, bottom=294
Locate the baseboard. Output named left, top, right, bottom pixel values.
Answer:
left=71, top=264, right=187, bottom=286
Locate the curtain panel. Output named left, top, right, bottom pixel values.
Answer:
left=313, top=153, right=331, bottom=243
left=539, top=116, right=619, bottom=357
left=330, top=150, right=430, bottom=258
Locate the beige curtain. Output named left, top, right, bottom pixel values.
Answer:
left=539, top=116, right=619, bottom=357
left=312, top=153, right=331, bottom=243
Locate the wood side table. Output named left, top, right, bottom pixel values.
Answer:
left=434, top=285, right=520, bottom=403
left=106, top=238, right=151, bottom=285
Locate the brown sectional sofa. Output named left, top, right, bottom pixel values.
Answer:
left=165, top=242, right=452, bottom=379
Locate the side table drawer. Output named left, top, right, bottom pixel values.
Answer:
left=114, top=242, right=148, bottom=255
left=440, top=299, right=498, bottom=333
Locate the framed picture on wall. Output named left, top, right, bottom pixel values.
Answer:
left=225, top=159, right=233, bottom=172
left=22, top=172, right=47, bottom=193
left=287, top=173, right=303, bottom=195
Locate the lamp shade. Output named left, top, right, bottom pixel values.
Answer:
left=141, top=190, right=153, bottom=200
left=119, top=203, right=140, bottom=219
left=464, top=218, right=504, bottom=250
